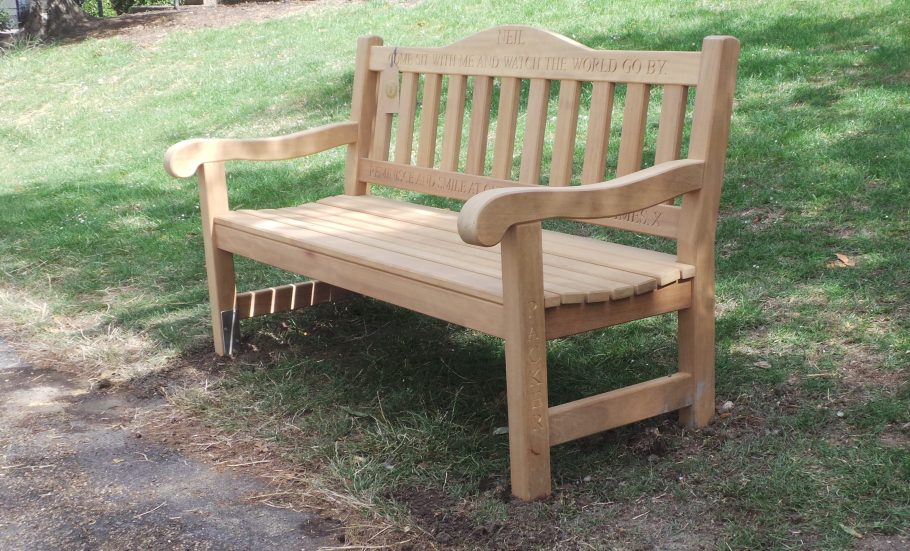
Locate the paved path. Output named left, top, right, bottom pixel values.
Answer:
left=0, top=340, right=335, bottom=550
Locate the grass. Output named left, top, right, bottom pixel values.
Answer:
left=1, top=0, right=909, bottom=548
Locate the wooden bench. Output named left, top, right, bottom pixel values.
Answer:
left=164, top=26, right=739, bottom=501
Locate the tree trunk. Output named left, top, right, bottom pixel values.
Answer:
left=23, top=0, right=87, bottom=39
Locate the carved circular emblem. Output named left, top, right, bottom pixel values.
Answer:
left=384, top=82, right=399, bottom=99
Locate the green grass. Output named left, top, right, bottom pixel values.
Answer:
left=1, top=0, right=909, bottom=549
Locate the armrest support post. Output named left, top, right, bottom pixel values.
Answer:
left=197, top=162, right=237, bottom=356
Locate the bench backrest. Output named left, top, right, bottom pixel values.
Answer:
left=344, top=26, right=738, bottom=247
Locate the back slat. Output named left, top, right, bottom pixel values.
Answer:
left=519, top=78, right=551, bottom=185
left=492, top=77, right=522, bottom=179
left=416, top=73, right=442, bottom=168
left=372, top=111, right=393, bottom=161
left=441, top=74, right=468, bottom=171
left=394, top=72, right=420, bottom=164
left=616, top=83, right=651, bottom=176
left=580, top=81, right=615, bottom=184
left=550, top=80, right=582, bottom=186
left=655, top=84, right=688, bottom=164
left=655, top=84, right=689, bottom=203
left=465, top=76, right=493, bottom=175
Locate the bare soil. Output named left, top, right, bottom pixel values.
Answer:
left=50, top=0, right=351, bottom=46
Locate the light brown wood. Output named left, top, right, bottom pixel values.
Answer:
left=371, top=111, right=393, bottom=161
left=319, top=195, right=692, bottom=284
left=581, top=81, right=615, bottom=184
left=168, top=28, right=739, bottom=502
left=394, top=72, right=420, bottom=165
left=215, top=225, right=506, bottom=337
left=501, top=222, right=551, bottom=500
left=492, top=77, right=521, bottom=179
left=676, top=36, right=740, bottom=428
left=235, top=281, right=352, bottom=319
left=655, top=84, right=688, bottom=164
left=164, top=122, right=359, bottom=178
left=616, top=83, right=651, bottom=176
left=549, top=80, right=582, bottom=186
left=440, top=74, right=467, bottom=171
left=416, top=73, right=442, bottom=168
left=361, top=159, right=533, bottom=200
left=370, top=27, right=701, bottom=85
left=549, top=373, right=693, bottom=445
left=518, top=79, right=550, bottom=185
left=290, top=201, right=660, bottom=298
left=346, top=35, right=383, bottom=195
left=465, top=75, right=493, bottom=175
left=268, top=204, right=642, bottom=302
left=196, top=162, right=236, bottom=356
left=581, top=203, right=682, bottom=239
left=544, top=279, right=692, bottom=339
left=458, top=159, right=703, bottom=246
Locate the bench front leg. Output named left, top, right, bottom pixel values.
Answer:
left=501, top=222, right=551, bottom=500
left=197, top=162, right=238, bottom=356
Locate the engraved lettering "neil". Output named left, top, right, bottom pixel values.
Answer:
left=498, top=29, right=524, bottom=45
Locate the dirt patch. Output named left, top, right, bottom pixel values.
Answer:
left=15, top=0, right=352, bottom=47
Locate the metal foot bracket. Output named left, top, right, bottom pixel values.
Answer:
left=220, top=309, right=240, bottom=356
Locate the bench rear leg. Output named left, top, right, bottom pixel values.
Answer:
left=502, top=223, right=552, bottom=500
left=677, top=286, right=715, bottom=427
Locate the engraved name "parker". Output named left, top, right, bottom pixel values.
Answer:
left=367, top=165, right=495, bottom=196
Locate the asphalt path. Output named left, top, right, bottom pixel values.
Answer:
left=0, top=339, right=335, bottom=550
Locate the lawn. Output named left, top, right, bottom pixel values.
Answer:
left=1, top=0, right=908, bottom=549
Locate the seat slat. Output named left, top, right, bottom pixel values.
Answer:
left=518, top=78, right=551, bottom=185
left=217, top=226, right=506, bottom=337
left=416, top=73, right=442, bottom=168
left=440, top=74, right=467, bottom=171
left=282, top=203, right=651, bottom=300
left=549, top=80, right=582, bottom=186
left=393, top=72, right=420, bottom=165
left=465, top=75, right=493, bottom=175
left=218, top=210, right=558, bottom=306
left=319, top=195, right=692, bottom=285
left=581, top=82, right=615, bottom=184
left=286, top=203, right=657, bottom=299
left=244, top=208, right=594, bottom=304
left=616, top=83, right=651, bottom=176
left=492, top=77, right=522, bottom=179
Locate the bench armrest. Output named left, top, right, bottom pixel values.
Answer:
left=457, top=159, right=704, bottom=246
left=164, top=121, right=359, bottom=178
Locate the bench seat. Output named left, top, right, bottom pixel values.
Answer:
left=214, top=195, right=694, bottom=332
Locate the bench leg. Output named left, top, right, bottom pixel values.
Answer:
left=197, top=162, right=238, bottom=357
left=502, top=223, right=551, bottom=500
left=677, top=287, right=715, bottom=427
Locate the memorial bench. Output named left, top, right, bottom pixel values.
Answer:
left=164, top=26, right=739, bottom=500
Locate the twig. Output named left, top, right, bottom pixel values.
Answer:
left=248, top=490, right=292, bottom=500
left=217, top=459, right=271, bottom=468
left=318, top=538, right=416, bottom=551
left=134, top=501, right=166, bottom=520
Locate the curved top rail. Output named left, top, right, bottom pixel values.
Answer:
left=369, top=26, right=702, bottom=85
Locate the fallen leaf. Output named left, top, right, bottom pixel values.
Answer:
left=839, top=523, right=863, bottom=538
left=835, top=253, right=856, bottom=266
left=754, top=360, right=771, bottom=369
